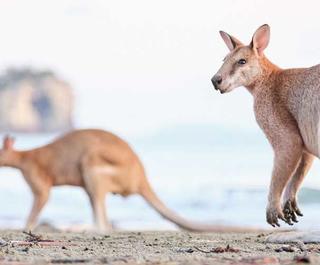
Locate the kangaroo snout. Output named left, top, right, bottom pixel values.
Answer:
left=211, top=74, right=224, bottom=93
left=211, top=74, right=222, bottom=88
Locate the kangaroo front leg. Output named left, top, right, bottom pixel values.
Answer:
left=282, top=152, right=314, bottom=223
left=25, top=192, right=49, bottom=230
left=267, top=144, right=302, bottom=227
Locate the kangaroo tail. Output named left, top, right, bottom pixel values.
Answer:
left=139, top=179, right=263, bottom=232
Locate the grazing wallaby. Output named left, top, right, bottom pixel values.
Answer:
left=0, top=129, right=252, bottom=232
left=212, top=24, right=319, bottom=227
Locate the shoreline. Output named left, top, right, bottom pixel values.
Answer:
left=0, top=230, right=319, bottom=264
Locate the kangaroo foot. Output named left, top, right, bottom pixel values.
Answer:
left=266, top=204, right=286, bottom=227
left=283, top=199, right=303, bottom=225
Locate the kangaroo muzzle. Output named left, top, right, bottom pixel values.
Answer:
left=211, top=74, right=224, bottom=93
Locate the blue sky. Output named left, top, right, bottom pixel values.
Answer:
left=0, top=0, right=320, bottom=136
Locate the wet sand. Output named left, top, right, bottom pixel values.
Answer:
left=0, top=230, right=319, bottom=264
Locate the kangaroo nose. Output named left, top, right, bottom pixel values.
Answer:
left=211, top=74, right=222, bottom=90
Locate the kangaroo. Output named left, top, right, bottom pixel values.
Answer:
left=0, top=129, right=253, bottom=232
left=212, top=24, right=319, bottom=227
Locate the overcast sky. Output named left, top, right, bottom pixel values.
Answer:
left=0, top=0, right=320, bottom=136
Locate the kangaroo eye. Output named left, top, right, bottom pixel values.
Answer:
left=238, top=59, right=246, bottom=65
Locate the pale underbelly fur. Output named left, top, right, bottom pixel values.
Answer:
left=297, top=103, right=320, bottom=157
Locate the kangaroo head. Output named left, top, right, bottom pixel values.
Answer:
left=0, top=135, right=16, bottom=166
left=211, top=24, right=270, bottom=93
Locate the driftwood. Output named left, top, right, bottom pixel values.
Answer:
left=9, top=231, right=77, bottom=247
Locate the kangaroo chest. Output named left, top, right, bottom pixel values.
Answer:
left=253, top=90, right=304, bottom=152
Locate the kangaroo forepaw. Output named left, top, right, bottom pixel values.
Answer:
left=283, top=199, right=303, bottom=225
left=266, top=205, right=285, bottom=227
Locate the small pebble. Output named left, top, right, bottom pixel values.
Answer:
left=185, top=248, right=194, bottom=253
left=21, top=247, right=29, bottom=252
left=0, top=238, right=7, bottom=246
left=274, top=245, right=298, bottom=253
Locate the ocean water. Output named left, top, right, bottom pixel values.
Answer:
left=0, top=127, right=319, bottom=231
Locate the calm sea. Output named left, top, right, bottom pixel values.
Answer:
left=0, top=126, right=319, bottom=230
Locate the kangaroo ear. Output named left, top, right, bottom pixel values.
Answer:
left=3, top=135, right=15, bottom=150
left=219, top=31, right=243, bottom=51
left=251, top=24, right=270, bottom=56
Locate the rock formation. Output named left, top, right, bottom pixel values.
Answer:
left=0, top=68, right=73, bottom=132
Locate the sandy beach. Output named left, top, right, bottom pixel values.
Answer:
left=0, top=229, right=319, bottom=264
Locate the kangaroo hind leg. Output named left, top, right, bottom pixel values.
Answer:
left=81, top=156, right=117, bottom=232
left=282, top=151, right=314, bottom=224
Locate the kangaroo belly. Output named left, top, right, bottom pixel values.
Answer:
left=296, top=102, right=320, bottom=157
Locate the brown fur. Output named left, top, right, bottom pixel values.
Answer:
left=0, top=129, right=255, bottom=232
left=212, top=24, right=319, bottom=227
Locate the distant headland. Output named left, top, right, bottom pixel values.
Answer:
left=0, top=68, right=73, bottom=132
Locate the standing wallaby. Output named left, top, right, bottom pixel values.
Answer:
left=0, top=129, right=252, bottom=232
left=212, top=24, right=319, bottom=227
